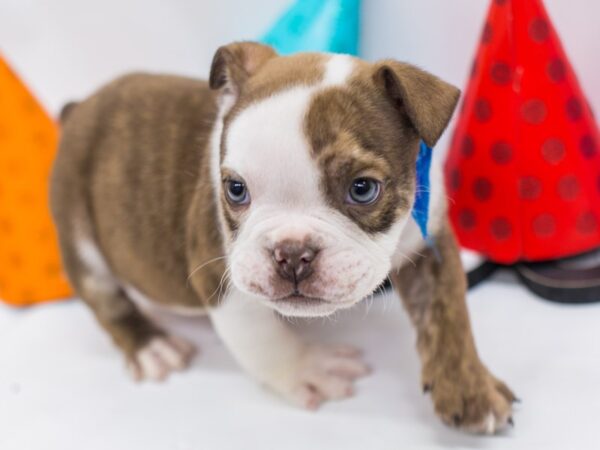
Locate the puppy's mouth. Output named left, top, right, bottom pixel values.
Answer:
left=272, top=292, right=329, bottom=307
left=268, top=291, right=338, bottom=318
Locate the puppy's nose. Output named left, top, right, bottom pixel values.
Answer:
left=272, top=240, right=318, bottom=284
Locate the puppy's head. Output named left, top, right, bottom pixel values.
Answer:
left=208, top=42, right=459, bottom=317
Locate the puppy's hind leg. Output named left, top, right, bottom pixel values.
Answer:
left=59, top=236, right=195, bottom=381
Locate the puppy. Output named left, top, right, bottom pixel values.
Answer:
left=50, top=42, right=515, bottom=433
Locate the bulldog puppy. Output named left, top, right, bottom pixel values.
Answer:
left=50, top=41, right=515, bottom=433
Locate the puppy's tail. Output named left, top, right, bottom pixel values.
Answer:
left=59, top=101, right=79, bottom=124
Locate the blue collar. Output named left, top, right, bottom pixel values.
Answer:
left=411, top=141, right=432, bottom=240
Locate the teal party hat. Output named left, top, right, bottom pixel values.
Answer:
left=261, top=0, right=361, bottom=55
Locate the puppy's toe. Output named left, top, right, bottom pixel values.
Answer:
left=306, top=372, right=355, bottom=399
left=280, top=344, right=370, bottom=409
left=321, top=354, right=371, bottom=379
left=430, top=368, right=515, bottom=434
left=292, top=385, right=324, bottom=410
left=128, top=335, right=196, bottom=381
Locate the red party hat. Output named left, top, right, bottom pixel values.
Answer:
left=445, top=0, right=600, bottom=264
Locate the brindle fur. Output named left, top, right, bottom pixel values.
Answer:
left=305, top=83, right=417, bottom=234
left=51, top=74, right=225, bottom=358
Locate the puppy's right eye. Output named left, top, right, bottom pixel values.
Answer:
left=226, top=180, right=250, bottom=205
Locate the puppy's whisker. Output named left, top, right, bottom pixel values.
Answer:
left=219, top=274, right=234, bottom=305
left=395, top=248, right=417, bottom=268
left=209, top=267, right=231, bottom=305
left=364, top=292, right=375, bottom=315
left=281, top=313, right=299, bottom=326
left=187, top=256, right=227, bottom=283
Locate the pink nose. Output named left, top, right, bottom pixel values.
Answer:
left=272, top=240, right=318, bottom=284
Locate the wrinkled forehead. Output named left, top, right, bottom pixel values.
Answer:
left=221, top=54, right=360, bottom=205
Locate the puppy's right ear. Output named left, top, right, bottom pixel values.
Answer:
left=209, top=41, right=277, bottom=102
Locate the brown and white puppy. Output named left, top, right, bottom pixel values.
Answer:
left=50, top=42, right=516, bottom=434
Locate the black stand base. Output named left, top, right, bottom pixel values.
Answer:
left=467, top=249, right=600, bottom=304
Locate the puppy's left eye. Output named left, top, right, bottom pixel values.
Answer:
left=347, top=178, right=381, bottom=205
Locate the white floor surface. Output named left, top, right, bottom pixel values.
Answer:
left=1, top=271, right=599, bottom=450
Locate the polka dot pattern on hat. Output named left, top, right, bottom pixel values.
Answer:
left=444, top=0, right=600, bottom=263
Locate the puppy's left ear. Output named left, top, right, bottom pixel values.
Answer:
left=373, top=61, right=460, bottom=148
left=209, top=41, right=277, bottom=99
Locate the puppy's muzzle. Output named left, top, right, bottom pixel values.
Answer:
left=272, top=240, right=319, bottom=285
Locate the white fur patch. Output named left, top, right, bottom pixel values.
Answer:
left=391, top=156, right=448, bottom=270
left=322, top=54, right=354, bottom=86
left=224, top=87, right=320, bottom=207
left=217, top=53, right=355, bottom=206
left=76, top=237, right=116, bottom=294
left=483, top=412, right=496, bottom=435
left=209, top=286, right=304, bottom=378
left=77, top=238, right=110, bottom=276
left=426, top=156, right=448, bottom=235
left=128, top=335, right=195, bottom=381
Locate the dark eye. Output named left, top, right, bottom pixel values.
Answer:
left=226, top=180, right=250, bottom=205
left=347, top=178, right=381, bottom=205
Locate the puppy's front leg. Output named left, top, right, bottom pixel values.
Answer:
left=209, top=288, right=370, bottom=409
left=391, top=219, right=516, bottom=434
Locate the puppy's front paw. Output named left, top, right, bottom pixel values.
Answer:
left=127, top=335, right=196, bottom=381
left=275, top=344, right=370, bottom=410
left=425, top=364, right=517, bottom=434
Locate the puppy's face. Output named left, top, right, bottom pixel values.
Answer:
left=208, top=43, right=459, bottom=317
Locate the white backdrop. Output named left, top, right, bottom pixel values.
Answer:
left=1, top=0, right=599, bottom=150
